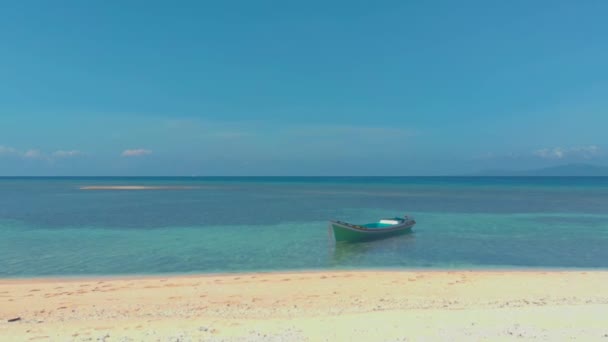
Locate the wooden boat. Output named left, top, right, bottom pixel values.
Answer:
left=329, top=215, right=416, bottom=243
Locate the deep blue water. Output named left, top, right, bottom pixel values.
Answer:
left=1, top=177, right=608, bottom=277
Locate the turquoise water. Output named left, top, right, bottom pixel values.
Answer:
left=1, top=177, right=608, bottom=277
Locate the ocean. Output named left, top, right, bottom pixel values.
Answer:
left=1, top=177, right=608, bottom=277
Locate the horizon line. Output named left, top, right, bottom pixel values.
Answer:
left=1, top=175, right=608, bottom=178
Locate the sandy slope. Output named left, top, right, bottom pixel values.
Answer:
left=1, top=271, right=608, bottom=341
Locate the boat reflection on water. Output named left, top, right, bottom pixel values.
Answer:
left=329, top=231, right=416, bottom=266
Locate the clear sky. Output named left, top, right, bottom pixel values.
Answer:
left=1, top=1, right=607, bottom=175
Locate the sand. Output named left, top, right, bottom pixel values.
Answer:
left=1, top=270, right=608, bottom=341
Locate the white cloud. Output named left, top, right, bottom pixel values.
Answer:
left=534, top=148, right=564, bottom=159
left=1, top=146, right=85, bottom=161
left=122, top=149, right=152, bottom=157
left=0, top=145, right=18, bottom=155
left=53, top=150, right=83, bottom=158
left=23, top=149, right=44, bottom=159
left=533, top=145, right=601, bottom=159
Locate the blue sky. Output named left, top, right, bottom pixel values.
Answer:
left=1, top=0, right=607, bottom=175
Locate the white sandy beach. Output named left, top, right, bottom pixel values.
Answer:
left=2, top=270, right=608, bottom=341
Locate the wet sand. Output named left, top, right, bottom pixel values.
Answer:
left=1, top=270, right=608, bottom=340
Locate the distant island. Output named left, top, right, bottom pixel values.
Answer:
left=474, top=163, right=608, bottom=177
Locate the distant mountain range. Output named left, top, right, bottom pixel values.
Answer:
left=474, top=163, right=608, bottom=176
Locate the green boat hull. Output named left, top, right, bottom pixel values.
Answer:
left=330, top=221, right=414, bottom=243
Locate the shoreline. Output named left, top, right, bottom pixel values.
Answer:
left=3, top=266, right=608, bottom=282
left=2, top=270, right=608, bottom=340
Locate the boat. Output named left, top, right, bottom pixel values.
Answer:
left=329, top=215, right=416, bottom=243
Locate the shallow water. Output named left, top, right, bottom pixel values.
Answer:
left=1, top=177, right=608, bottom=277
